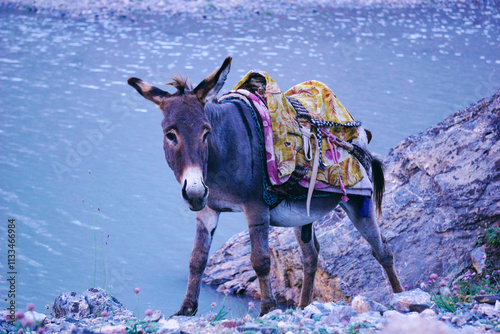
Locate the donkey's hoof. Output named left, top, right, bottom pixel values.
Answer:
left=259, top=299, right=277, bottom=316
left=172, top=302, right=198, bottom=317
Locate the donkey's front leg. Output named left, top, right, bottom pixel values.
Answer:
left=174, top=207, right=220, bottom=316
left=244, top=202, right=276, bottom=316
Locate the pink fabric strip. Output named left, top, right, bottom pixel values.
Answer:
left=321, top=128, right=349, bottom=201
left=246, top=92, right=290, bottom=185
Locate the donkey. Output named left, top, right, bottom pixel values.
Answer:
left=128, top=57, right=403, bottom=316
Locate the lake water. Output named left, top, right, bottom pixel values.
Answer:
left=0, top=2, right=499, bottom=317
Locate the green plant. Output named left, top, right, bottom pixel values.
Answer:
left=422, top=270, right=500, bottom=313
left=474, top=227, right=500, bottom=248
left=484, top=227, right=500, bottom=247
left=210, top=297, right=229, bottom=324
left=86, top=170, right=108, bottom=289
left=134, top=287, right=141, bottom=316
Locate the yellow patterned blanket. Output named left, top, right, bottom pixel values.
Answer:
left=233, top=71, right=364, bottom=190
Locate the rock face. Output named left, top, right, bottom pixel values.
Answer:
left=204, top=89, right=500, bottom=305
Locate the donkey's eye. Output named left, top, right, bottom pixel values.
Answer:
left=202, top=131, right=210, bottom=143
left=166, top=132, right=177, bottom=143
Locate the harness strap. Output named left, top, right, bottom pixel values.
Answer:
left=306, top=134, right=320, bottom=216
left=287, top=96, right=311, bottom=124
left=300, top=126, right=314, bottom=162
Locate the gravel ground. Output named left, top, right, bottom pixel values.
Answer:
left=3, top=299, right=500, bottom=334
left=0, top=0, right=471, bottom=20
left=2, top=288, right=499, bottom=333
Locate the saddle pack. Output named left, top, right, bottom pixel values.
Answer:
left=220, top=71, right=374, bottom=214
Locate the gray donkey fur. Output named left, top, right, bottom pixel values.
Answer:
left=128, top=57, right=403, bottom=316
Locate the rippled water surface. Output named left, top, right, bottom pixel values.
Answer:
left=0, top=3, right=499, bottom=315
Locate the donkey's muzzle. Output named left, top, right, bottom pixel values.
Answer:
left=182, top=179, right=209, bottom=211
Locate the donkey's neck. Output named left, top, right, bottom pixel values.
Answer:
left=202, top=99, right=264, bottom=208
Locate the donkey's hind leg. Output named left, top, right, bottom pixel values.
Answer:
left=340, top=196, right=403, bottom=293
left=293, top=224, right=320, bottom=308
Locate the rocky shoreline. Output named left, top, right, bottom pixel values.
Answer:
left=1, top=287, right=499, bottom=333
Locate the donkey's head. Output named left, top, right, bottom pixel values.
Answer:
left=128, top=57, right=232, bottom=211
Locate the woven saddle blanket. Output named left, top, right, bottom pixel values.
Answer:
left=228, top=71, right=372, bottom=196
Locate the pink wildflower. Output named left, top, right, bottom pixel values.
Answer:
left=21, top=318, right=35, bottom=329
left=429, top=273, right=438, bottom=281
left=479, top=290, right=486, bottom=295
left=420, top=282, right=427, bottom=289
left=145, top=309, right=153, bottom=317
left=223, top=289, right=230, bottom=295
left=3, top=312, right=11, bottom=321
left=101, top=310, right=108, bottom=317
left=248, top=301, right=255, bottom=308
left=26, top=303, right=35, bottom=312
left=439, top=281, right=446, bottom=287
left=485, top=274, right=490, bottom=279
left=452, top=285, right=459, bottom=291
left=16, top=311, right=25, bottom=320
left=403, top=285, right=409, bottom=290
left=134, top=288, right=140, bottom=294
left=211, top=302, right=216, bottom=309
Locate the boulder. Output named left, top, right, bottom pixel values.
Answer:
left=95, top=325, right=127, bottom=334
left=470, top=247, right=487, bottom=274
left=390, top=289, right=431, bottom=313
left=325, top=304, right=357, bottom=325
left=54, top=288, right=132, bottom=319
left=53, top=291, right=91, bottom=318
left=473, top=294, right=500, bottom=305
left=380, top=313, right=453, bottom=334
left=82, top=287, right=124, bottom=316
left=351, top=295, right=388, bottom=314
left=24, top=311, right=47, bottom=325
left=203, top=89, right=500, bottom=305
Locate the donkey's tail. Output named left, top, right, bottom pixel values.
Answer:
left=371, top=157, right=385, bottom=217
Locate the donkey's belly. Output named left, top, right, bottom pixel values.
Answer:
left=270, top=196, right=341, bottom=227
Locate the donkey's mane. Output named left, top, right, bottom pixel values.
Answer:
left=167, top=75, right=193, bottom=95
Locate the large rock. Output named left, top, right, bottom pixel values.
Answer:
left=82, top=287, right=124, bottom=316
left=203, top=89, right=500, bottom=305
left=390, top=289, right=431, bottom=313
left=53, top=291, right=91, bottom=318
left=54, top=288, right=132, bottom=319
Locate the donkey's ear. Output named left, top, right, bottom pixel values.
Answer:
left=193, top=57, right=232, bottom=103
left=127, top=77, right=170, bottom=106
